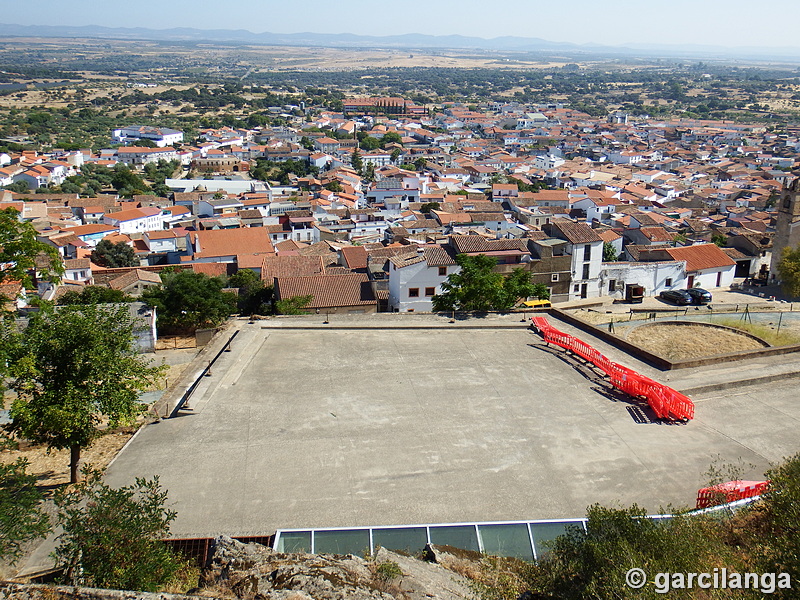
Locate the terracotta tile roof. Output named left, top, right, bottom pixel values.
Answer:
left=424, top=246, right=457, bottom=266
left=64, top=258, right=91, bottom=270
left=274, top=273, right=376, bottom=309
left=195, top=228, right=274, bottom=259
left=275, top=239, right=301, bottom=253
left=109, top=269, right=161, bottom=290
left=191, top=262, right=232, bottom=278
left=389, top=253, right=425, bottom=269
left=260, top=255, right=325, bottom=281
left=448, top=235, right=527, bottom=254
left=365, top=245, right=420, bottom=259
left=665, top=243, right=736, bottom=272
left=722, top=247, right=748, bottom=260
left=597, top=229, right=622, bottom=243
left=341, top=245, right=368, bottom=270
left=546, top=219, right=603, bottom=244
left=639, top=226, right=675, bottom=242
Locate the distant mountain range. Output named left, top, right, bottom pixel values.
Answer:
left=1, top=23, right=800, bottom=60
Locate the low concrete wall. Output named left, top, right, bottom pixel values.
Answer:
left=550, top=307, right=800, bottom=371
left=550, top=308, right=672, bottom=370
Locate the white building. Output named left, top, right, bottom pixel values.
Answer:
left=543, top=219, right=604, bottom=300
left=116, top=146, right=178, bottom=166
left=388, top=247, right=458, bottom=312
left=112, top=125, right=184, bottom=148
left=600, top=261, right=687, bottom=300
left=103, top=206, right=165, bottom=235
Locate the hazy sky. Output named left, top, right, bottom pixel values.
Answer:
left=4, top=0, right=800, bottom=49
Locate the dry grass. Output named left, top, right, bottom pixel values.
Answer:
left=714, top=318, right=800, bottom=347
left=0, top=426, right=140, bottom=491
left=626, top=323, right=765, bottom=361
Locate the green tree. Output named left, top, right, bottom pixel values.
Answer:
left=381, top=131, right=403, bottom=146
left=228, top=269, right=273, bottom=316
left=419, top=202, right=441, bottom=214
left=0, top=207, right=62, bottom=295
left=53, top=468, right=189, bottom=592
left=91, top=239, right=139, bottom=268
left=58, top=285, right=132, bottom=305
left=777, top=245, right=800, bottom=299
left=529, top=504, right=748, bottom=600
left=275, top=295, right=313, bottom=315
left=142, top=270, right=236, bottom=332
left=0, top=458, right=50, bottom=565
left=759, top=452, right=800, bottom=595
left=414, top=157, right=428, bottom=171
left=324, top=180, right=343, bottom=193
left=711, top=232, right=728, bottom=247
left=351, top=149, right=363, bottom=175
left=6, top=304, right=164, bottom=483
left=390, top=147, right=402, bottom=164
left=603, top=241, right=619, bottom=262
left=432, top=254, right=537, bottom=312
left=499, top=267, right=539, bottom=309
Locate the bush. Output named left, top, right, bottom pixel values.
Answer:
left=53, top=468, right=191, bottom=592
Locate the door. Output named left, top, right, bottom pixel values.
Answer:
left=716, top=271, right=722, bottom=287
left=687, top=275, right=695, bottom=289
left=580, top=283, right=588, bottom=299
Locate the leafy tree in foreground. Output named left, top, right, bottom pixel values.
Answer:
left=57, top=285, right=132, bottom=305
left=0, top=458, right=50, bottom=565
left=275, top=294, right=313, bottom=315
left=528, top=504, right=750, bottom=599
left=432, top=254, right=541, bottom=312
left=0, top=207, right=62, bottom=293
left=90, top=239, right=139, bottom=268
left=777, top=244, right=800, bottom=299
left=54, top=468, right=188, bottom=592
left=142, top=270, right=236, bottom=332
left=7, top=304, right=164, bottom=483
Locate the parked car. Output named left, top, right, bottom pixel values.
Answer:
left=659, top=289, right=693, bottom=305
left=685, top=288, right=712, bottom=304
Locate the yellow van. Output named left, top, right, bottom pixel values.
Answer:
left=521, top=299, right=552, bottom=309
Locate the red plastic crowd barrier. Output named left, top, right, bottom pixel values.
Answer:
left=695, top=480, right=770, bottom=509
left=531, top=316, right=695, bottom=422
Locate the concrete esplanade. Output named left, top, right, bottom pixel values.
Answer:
left=103, top=313, right=800, bottom=539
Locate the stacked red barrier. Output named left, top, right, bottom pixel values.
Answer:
left=695, top=480, right=769, bottom=509
left=531, top=316, right=695, bottom=422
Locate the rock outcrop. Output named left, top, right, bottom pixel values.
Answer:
left=200, top=536, right=474, bottom=600
left=0, top=537, right=480, bottom=600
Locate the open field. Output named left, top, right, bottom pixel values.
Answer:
left=102, top=320, right=800, bottom=538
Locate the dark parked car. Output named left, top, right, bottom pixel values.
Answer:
left=685, top=288, right=712, bottom=304
left=659, top=289, right=693, bottom=305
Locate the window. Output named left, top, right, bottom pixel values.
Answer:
left=438, top=266, right=447, bottom=276
left=425, top=287, right=435, bottom=296
left=409, top=288, right=420, bottom=298
left=551, top=273, right=559, bottom=282
left=582, top=264, right=590, bottom=280
left=609, top=279, right=616, bottom=292
left=574, top=284, right=580, bottom=292
left=665, top=278, right=673, bottom=287
left=583, top=245, right=592, bottom=261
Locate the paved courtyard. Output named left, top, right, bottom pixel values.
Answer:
left=105, top=323, right=800, bottom=538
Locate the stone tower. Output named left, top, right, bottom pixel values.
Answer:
left=770, top=177, right=800, bottom=281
